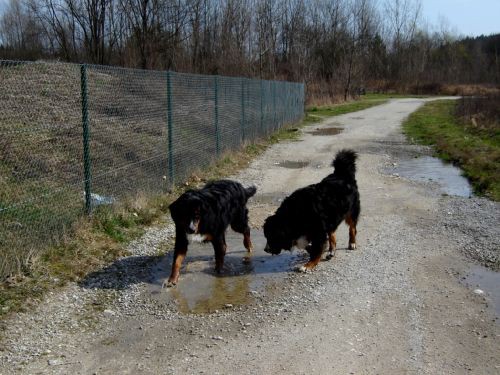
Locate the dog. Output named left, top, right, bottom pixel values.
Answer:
left=164, top=179, right=256, bottom=287
left=263, top=149, right=360, bottom=272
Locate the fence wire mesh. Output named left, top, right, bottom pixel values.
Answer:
left=0, top=60, right=304, bottom=280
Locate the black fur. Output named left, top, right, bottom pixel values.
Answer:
left=166, top=180, right=256, bottom=286
left=263, top=149, right=360, bottom=271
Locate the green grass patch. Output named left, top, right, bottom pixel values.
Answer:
left=403, top=100, right=500, bottom=200
left=306, top=98, right=388, bottom=122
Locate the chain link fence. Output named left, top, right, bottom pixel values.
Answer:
left=0, top=60, right=305, bottom=280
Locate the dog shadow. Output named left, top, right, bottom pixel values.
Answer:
left=79, top=248, right=302, bottom=291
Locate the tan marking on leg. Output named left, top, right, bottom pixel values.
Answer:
left=214, top=241, right=227, bottom=274
left=298, top=241, right=326, bottom=271
left=299, top=256, right=322, bottom=272
left=326, top=232, right=337, bottom=260
left=345, top=215, right=357, bottom=250
left=243, top=231, right=253, bottom=253
left=328, top=232, right=337, bottom=251
left=164, top=249, right=187, bottom=287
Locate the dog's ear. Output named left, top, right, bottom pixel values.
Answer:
left=168, top=199, right=180, bottom=219
left=187, top=197, right=202, bottom=214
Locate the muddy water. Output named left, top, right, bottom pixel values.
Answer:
left=394, top=156, right=472, bottom=197
left=463, top=265, right=500, bottom=318
left=251, top=192, right=287, bottom=205
left=309, top=127, right=343, bottom=136
left=148, top=229, right=304, bottom=314
left=274, top=160, right=309, bottom=169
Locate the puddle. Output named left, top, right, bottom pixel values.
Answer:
left=148, top=229, right=304, bottom=314
left=251, top=192, right=287, bottom=205
left=310, top=127, right=343, bottom=136
left=463, top=265, right=500, bottom=317
left=274, top=160, right=309, bottom=169
left=393, top=156, right=472, bottom=197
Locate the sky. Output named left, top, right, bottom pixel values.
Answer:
left=420, top=0, right=500, bottom=37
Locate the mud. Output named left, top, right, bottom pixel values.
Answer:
left=309, top=127, right=343, bottom=136
left=274, top=160, right=309, bottom=169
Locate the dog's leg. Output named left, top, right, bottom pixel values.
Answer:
left=243, top=227, right=253, bottom=252
left=298, top=239, right=326, bottom=272
left=163, top=229, right=189, bottom=288
left=231, top=210, right=253, bottom=253
left=241, top=227, right=253, bottom=265
left=212, top=236, right=227, bottom=274
left=346, top=215, right=357, bottom=250
left=326, top=231, right=337, bottom=260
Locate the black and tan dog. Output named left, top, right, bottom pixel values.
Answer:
left=263, top=149, right=360, bottom=272
left=165, top=180, right=256, bottom=287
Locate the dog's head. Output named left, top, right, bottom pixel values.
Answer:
left=263, top=214, right=293, bottom=254
left=169, top=192, right=203, bottom=234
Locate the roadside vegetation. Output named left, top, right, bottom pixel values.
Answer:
left=305, top=93, right=434, bottom=124
left=403, top=97, right=500, bottom=201
left=0, top=97, right=390, bottom=319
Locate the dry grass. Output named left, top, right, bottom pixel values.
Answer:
left=440, top=84, right=500, bottom=96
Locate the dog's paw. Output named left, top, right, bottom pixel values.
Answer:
left=295, top=265, right=310, bottom=273
left=348, top=243, right=357, bottom=250
left=325, top=252, right=334, bottom=261
left=242, top=256, right=252, bottom=265
left=162, top=280, right=176, bottom=288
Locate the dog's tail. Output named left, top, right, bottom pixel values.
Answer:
left=244, top=185, right=257, bottom=200
left=332, top=149, right=357, bottom=178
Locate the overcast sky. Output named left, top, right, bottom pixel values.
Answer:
left=0, top=0, right=498, bottom=38
left=420, top=0, right=500, bottom=36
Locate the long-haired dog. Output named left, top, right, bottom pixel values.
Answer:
left=263, top=149, right=360, bottom=272
left=164, top=180, right=256, bottom=287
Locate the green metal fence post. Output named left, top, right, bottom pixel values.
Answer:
left=166, top=70, right=174, bottom=185
left=80, top=64, right=92, bottom=215
left=240, top=78, right=245, bottom=143
left=214, top=75, right=220, bottom=156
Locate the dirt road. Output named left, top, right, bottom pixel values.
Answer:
left=1, top=98, right=499, bottom=374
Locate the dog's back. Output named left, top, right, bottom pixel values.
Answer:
left=166, top=179, right=256, bottom=286
left=264, top=149, right=361, bottom=270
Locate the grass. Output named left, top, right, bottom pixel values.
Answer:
left=0, top=93, right=389, bottom=320
left=403, top=100, right=500, bottom=201
left=305, top=96, right=390, bottom=123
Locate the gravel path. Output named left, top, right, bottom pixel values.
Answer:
left=1, top=98, right=499, bottom=374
